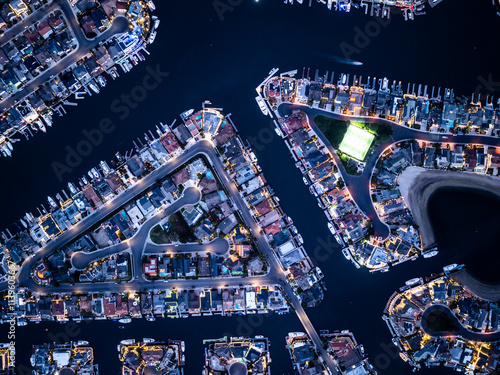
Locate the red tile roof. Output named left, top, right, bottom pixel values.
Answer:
left=199, top=176, right=217, bottom=194
left=103, top=297, right=116, bottom=316
left=51, top=300, right=65, bottom=316
left=264, top=221, right=281, bottom=235
left=37, top=21, right=52, bottom=37
left=48, top=15, right=63, bottom=29
left=213, top=120, right=234, bottom=146
left=284, top=115, right=307, bottom=135
left=254, top=200, right=272, bottom=216
left=172, top=168, right=190, bottom=186
left=23, top=29, right=40, bottom=44
left=160, top=132, right=180, bottom=154
left=105, top=172, right=123, bottom=192
left=115, top=295, right=128, bottom=316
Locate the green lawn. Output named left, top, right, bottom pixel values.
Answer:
left=150, top=213, right=196, bottom=244
left=150, top=225, right=170, bottom=244
left=314, top=115, right=349, bottom=149
left=314, top=116, right=393, bottom=162
left=339, top=125, right=375, bottom=161
left=169, top=213, right=196, bottom=243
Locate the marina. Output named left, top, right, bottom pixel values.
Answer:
left=0, top=0, right=159, bottom=157
left=285, top=0, right=432, bottom=20
left=0, top=0, right=498, bottom=374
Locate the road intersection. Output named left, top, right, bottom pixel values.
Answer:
left=9, top=106, right=500, bottom=372
left=1, top=0, right=129, bottom=114
left=279, top=103, right=500, bottom=241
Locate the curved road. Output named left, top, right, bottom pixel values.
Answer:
left=4, top=139, right=337, bottom=372
left=1, top=0, right=130, bottom=113
left=1, top=1, right=59, bottom=42
left=421, top=304, right=500, bottom=342
left=1, top=141, right=219, bottom=292
left=71, top=241, right=130, bottom=271
left=279, top=103, right=500, bottom=241
left=70, top=186, right=202, bottom=270
left=144, top=238, right=229, bottom=256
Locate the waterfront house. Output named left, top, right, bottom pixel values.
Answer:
left=127, top=154, right=145, bottom=177
left=200, top=291, right=211, bottom=312
left=214, top=120, right=234, bottom=146
left=128, top=294, right=141, bottom=316
left=210, top=290, right=223, bottom=312
left=141, top=293, right=153, bottom=315
left=188, top=291, right=200, bottom=314
left=153, top=293, right=165, bottom=315
left=222, top=289, right=234, bottom=312
left=464, top=149, right=477, bottom=171
left=103, top=296, right=117, bottom=317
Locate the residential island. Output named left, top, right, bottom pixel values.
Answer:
left=118, top=338, right=185, bottom=375
left=0, top=0, right=158, bottom=157
left=286, top=330, right=376, bottom=375
left=30, top=340, right=98, bottom=375
left=384, top=267, right=500, bottom=373
left=0, top=64, right=499, bottom=373
left=284, top=0, right=444, bottom=21
left=203, top=335, right=271, bottom=375
left=0, top=105, right=338, bottom=372
left=257, top=67, right=500, bottom=273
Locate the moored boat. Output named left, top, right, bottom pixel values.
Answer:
left=422, top=250, right=438, bottom=258
left=255, top=96, right=268, bottom=115
left=405, top=277, right=422, bottom=286
left=342, top=249, right=351, bottom=260
left=443, top=264, right=458, bottom=272
left=328, top=223, right=335, bottom=235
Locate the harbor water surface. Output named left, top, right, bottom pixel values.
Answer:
left=1, top=0, right=500, bottom=373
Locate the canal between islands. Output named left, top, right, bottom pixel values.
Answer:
left=1, top=0, right=500, bottom=373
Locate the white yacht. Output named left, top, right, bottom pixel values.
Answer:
left=405, top=277, right=422, bottom=286
left=443, top=264, right=458, bottom=272
left=47, top=196, right=58, bottom=209
left=342, top=249, right=351, bottom=260
left=422, top=250, right=438, bottom=258
left=328, top=223, right=336, bottom=235
left=255, top=96, right=268, bottom=115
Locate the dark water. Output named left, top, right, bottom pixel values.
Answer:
left=428, top=187, right=500, bottom=284
left=1, top=0, right=499, bottom=373
left=11, top=314, right=304, bottom=374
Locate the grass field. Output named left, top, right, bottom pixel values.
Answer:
left=339, top=125, right=375, bottom=161
left=314, top=115, right=393, bottom=163
left=314, top=116, right=349, bottom=148
left=150, top=225, right=170, bottom=244
left=150, top=213, right=196, bottom=244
